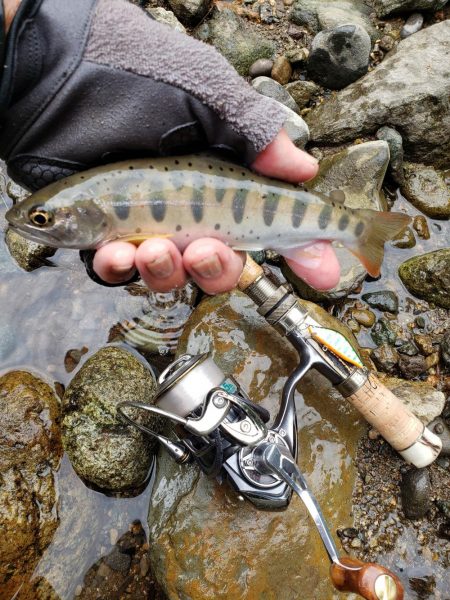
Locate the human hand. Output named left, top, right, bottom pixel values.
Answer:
left=93, top=130, right=341, bottom=294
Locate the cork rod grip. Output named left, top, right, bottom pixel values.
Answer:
left=344, top=373, right=442, bottom=467
left=237, top=254, right=264, bottom=291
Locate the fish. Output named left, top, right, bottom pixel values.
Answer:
left=5, top=155, right=411, bottom=277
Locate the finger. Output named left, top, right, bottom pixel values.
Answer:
left=134, top=238, right=187, bottom=292
left=251, top=128, right=319, bottom=183
left=93, top=241, right=137, bottom=284
left=285, top=242, right=341, bottom=291
left=183, top=238, right=245, bottom=295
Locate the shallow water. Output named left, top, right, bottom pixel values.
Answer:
left=0, top=165, right=449, bottom=599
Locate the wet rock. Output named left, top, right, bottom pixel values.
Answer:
left=167, top=0, right=210, bottom=26
left=362, top=290, right=399, bottom=313
left=62, top=346, right=161, bottom=491
left=413, top=334, right=434, bottom=356
left=146, top=7, right=187, bottom=33
left=412, top=215, right=430, bottom=240
left=104, top=547, right=132, bottom=573
left=400, top=12, right=424, bottom=38
left=306, top=22, right=450, bottom=169
left=441, top=331, right=450, bottom=367
left=289, top=0, right=378, bottom=40
left=371, top=343, right=399, bottom=373
left=397, top=341, right=419, bottom=356
left=398, top=249, right=450, bottom=309
left=401, top=163, right=450, bottom=219
left=376, top=126, right=404, bottom=184
left=281, top=105, right=310, bottom=148
left=307, top=24, right=371, bottom=90
left=5, top=228, right=56, bottom=272
left=371, top=318, right=397, bottom=346
left=149, top=292, right=366, bottom=600
left=285, top=80, right=320, bottom=108
left=283, top=141, right=389, bottom=301
left=271, top=55, right=292, bottom=85
left=398, top=353, right=427, bottom=379
left=351, top=308, right=376, bottom=327
left=249, top=58, right=274, bottom=78
left=370, top=0, right=447, bottom=17
left=251, top=76, right=299, bottom=113
left=195, top=9, right=275, bottom=76
left=0, top=371, right=62, bottom=596
left=401, top=468, right=431, bottom=519
left=392, top=226, right=416, bottom=249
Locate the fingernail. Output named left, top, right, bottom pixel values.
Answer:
left=306, top=154, right=319, bottom=166
left=295, top=242, right=327, bottom=269
left=192, top=254, right=223, bottom=279
left=111, top=264, right=135, bottom=280
left=146, top=252, right=174, bottom=278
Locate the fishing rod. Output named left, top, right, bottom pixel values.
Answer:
left=119, top=254, right=442, bottom=600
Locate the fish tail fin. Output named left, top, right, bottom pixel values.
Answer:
left=345, top=210, right=411, bottom=277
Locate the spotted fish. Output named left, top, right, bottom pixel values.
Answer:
left=5, top=155, right=410, bottom=276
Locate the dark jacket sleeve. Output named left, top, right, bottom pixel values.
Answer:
left=0, top=0, right=287, bottom=192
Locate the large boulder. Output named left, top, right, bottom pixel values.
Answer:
left=148, top=292, right=366, bottom=600
left=398, top=249, right=450, bottom=309
left=369, top=0, right=448, bottom=17
left=0, top=371, right=62, bottom=598
left=306, top=21, right=450, bottom=169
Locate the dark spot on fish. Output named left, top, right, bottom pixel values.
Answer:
left=241, top=172, right=246, bottom=177
left=135, top=227, right=141, bottom=234
left=150, top=196, right=166, bottom=222
left=129, top=166, right=134, bottom=170
left=214, top=223, right=220, bottom=230
left=188, top=162, right=192, bottom=167
left=191, top=189, right=204, bottom=223
left=164, top=167, right=168, bottom=172
left=229, top=167, right=234, bottom=172
left=80, top=176, right=85, bottom=179
left=175, top=159, right=179, bottom=165
left=114, top=202, right=130, bottom=220
left=249, top=230, right=253, bottom=234
left=338, top=214, right=350, bottom=230
left=232, top=189, right=248, bottom=224
left=318, top=205, right=333, bottom=230
left=355, top=221, right=365, bottom=237
left=148, top=165, right=154, bottom=169
left=263, top=193, right=279, bottom=226
left=216, top=188, right=226, bottom=203
left=208, top=165, right=213, bottom=170
left=292, top=199, right=306, bottom=228
left=219, top=167, right=224, bottom=172
left=176, top=225, right=182, bottom=231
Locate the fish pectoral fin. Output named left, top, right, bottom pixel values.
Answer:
left=122, top=233, right=174, bottom=246
left=343, top=210, right=411, bottom=277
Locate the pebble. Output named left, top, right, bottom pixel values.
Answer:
left=378, top=34, right=395, bottom=51
left=140, top=554, right=151, bottom=577
left=249, top=58, right=274, bottom=78
left=285, top=47, right=309, bottom=63
left=287, top=23, right=308, bottom=41
left=371, top=343, right=399, bottom=373
left=371, top=319, right=397, bottom=346
left=284, top=80, right=320, bottom=109
left=271, top=55, right=292, bottom=85
left=398, top=354, right=427, bottom=379
left=412, top=215, right=430, bottom=240
left=400, top=13, right=424, bottom=39
left=251, top=76, right=300, bottom=113
left=413, top=334, right=434, bottom=355
left=392, top=226, right=416, bottom=249
left=146, top=7, right=187, bottom=33
left=401, top=468, right=431, bottom=520
left=402, top=163, right=450, bottom=219
left=307, top=24, right=371, bottom=90
left=362, top=290, right=399, bottom=314
left=350, top=538, right=362, bottom=548
left=376, top=126, right=404, bottom=184
left=351, top=308, right=376, bottom=328
left=425, top=352, right=439, bottom=369
left=397, top=341, right=419, bottom=356
left=104, top=547, right=132, bottom=573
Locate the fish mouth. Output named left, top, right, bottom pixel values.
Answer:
left=5, top=220, right=63, bottom=248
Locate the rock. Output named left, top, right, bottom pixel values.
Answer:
left=400, top=12, right=424, bottom=38
left=401, top=469, right=431, bottom=520
left=412, top=215, right=430, bottom=239
left=0, top=371, right=62, bottom=596
left=166, top=0, right=210, bottom=26
left=441, top=330, right=450, bottom=367
left=401, top=163, right=450, bottom=219
left=285, top=47, right=310, bottom=63
left=371, top=343, right=399, bottom=373
left=362, top=290, right=399, bottom=313
left=306, top=22, right=450, bottom=169
left=148, top=292, right=366, bottom=600
left=289, top=0, right=378, bottom=40
left=397, top=341, right=419, bottom=356
left=259, top=1, right=278, bottom=24
left=392, top=226, right=416, bottom=249
left=103, top=547, right=132, bottom=573
left=283, top=141, right=389, bottom=301
left=249, top=58, right=274, bottom=78
left=287, top=22, right=309, bottom=41
left=398, top=353, right=427, bottom=379
left=351, top=308, right=376, bottom=327
left=271, top=55, right=292, bottom=85
left=5, top=228, right=56, bottom=272
left=62, top=346, right=161, bottom=491
left=378, top=376, right=446, bottom=425
left=285, top=80, right=320, bottom=108
left=413, top=334, right=434, bottom=356
left=378, top=34, right=395, bottom=51
left=251, top=76, right=299, bottom=113
left=281, top=105, right=310, bottom=148
left=398, top=249, right=450, bottom=309
left=376, top=126, right=404, bottom=184
left=370, top=0, right=447, bottom=17
left=371, top=319, right=397, bottom=346
left=307, top=24, right=371, bottom=89
left=195, top=9, right=275, bottom=76
left=146, top=7, right=187, bottom=33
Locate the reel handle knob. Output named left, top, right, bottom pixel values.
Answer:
left=330, top=557, right=403, bottom=600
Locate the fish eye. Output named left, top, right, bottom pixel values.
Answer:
left=28, top=207, right=53, bottom=227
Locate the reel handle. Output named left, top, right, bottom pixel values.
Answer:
left=330, top=557, right=403, bottom=600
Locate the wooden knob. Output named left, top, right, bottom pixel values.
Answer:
left=237, top=254, right=264, bottom=291
left=330, top=557, right=403, bottom=600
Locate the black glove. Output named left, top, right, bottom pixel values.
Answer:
left=0, top=0, right=287, bottom=192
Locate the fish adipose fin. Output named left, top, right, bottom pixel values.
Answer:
left=345, top=210, right=411, bottom=277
